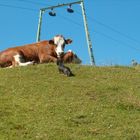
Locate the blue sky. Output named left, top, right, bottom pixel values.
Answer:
left=0, top=0, right=140, bottom=65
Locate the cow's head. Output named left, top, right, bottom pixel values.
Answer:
left=71, top=52, right=82, bottom=64
left=49, top=35, right=72, bottom=58
left=65, top=50, right=82, bottom=64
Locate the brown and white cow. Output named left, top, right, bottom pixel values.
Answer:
left=0, top=35, right=72, bottom=68
left=62, top=50, right=81, bottom=64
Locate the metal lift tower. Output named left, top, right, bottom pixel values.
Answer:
left=36, top=0, right=95, bottom=65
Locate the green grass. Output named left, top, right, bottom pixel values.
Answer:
left=0, top=64, right=140, bottom=140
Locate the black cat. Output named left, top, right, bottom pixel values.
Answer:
left=56, top=59, right=74, bottom=77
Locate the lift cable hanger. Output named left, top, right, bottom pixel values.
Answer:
left=36, top=0, right=95, bottom=66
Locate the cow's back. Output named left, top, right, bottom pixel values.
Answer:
left=6, top=40, right=53, bottom=62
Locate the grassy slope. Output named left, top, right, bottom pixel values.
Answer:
left=0, top=64, right=140, bottom=140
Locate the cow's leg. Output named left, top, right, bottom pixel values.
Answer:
left=47, top=56, right=57, bottom=62
left=39, top=55, right=57, bottom=63
left=13, top=54, right=34, bottom=67
left=5, top=65, right=13, bottom=69
left=18, top=61, right=34, bottom=66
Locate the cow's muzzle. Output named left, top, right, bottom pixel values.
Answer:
left=57, top=52, right=64, bottom=58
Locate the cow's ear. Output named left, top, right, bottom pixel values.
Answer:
left=65, top=39, right=72, bottom=44
left=49, top=40, right=54, bottom=44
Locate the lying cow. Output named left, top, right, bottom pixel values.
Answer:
left=62, top=50, right=81, bottom=64
left=0, top=35, right=72, bottom=68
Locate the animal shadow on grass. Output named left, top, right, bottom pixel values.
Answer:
left=56, top=59, right=75, bottom=77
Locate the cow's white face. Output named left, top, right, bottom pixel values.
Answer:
left=54, top=35, right=65, bottom=57
left=53, top=35, right=72, bottom=58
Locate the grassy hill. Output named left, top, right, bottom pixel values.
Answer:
left=0, top=64, right=140, bottom=140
